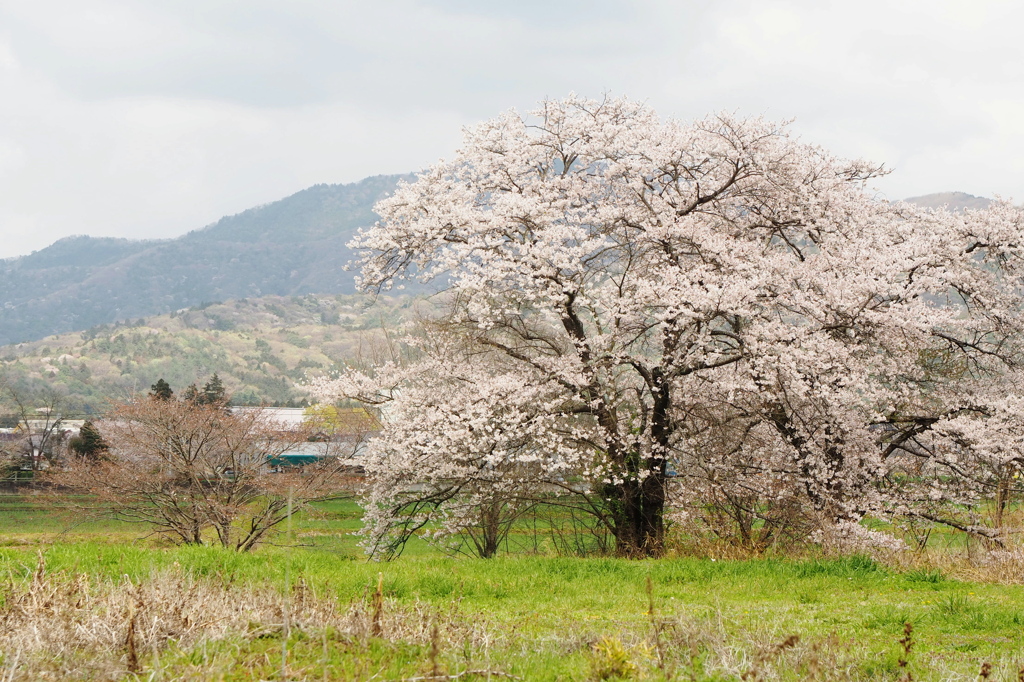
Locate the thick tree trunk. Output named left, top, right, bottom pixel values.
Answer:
left=607, top=469, right=666, bottom=558
left=607, top=367, right=671, bottom=558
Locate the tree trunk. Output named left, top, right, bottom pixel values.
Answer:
left=993, top=467, right=1011, bottom=536
left=471, top=500, right=502, bottom=558
left=607, top=368, right=671, bottom=558
left=608, top=469, right=666, bottom=558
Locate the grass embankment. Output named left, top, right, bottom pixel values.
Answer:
left=2, top=497, right=1024, bottom=680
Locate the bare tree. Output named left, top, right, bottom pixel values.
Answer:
left=1, top=383, right=70, bottom=474
left=55, top=396, right=366, bottom=551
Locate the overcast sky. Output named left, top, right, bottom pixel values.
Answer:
left=0, top=0, right=1020, bottom=258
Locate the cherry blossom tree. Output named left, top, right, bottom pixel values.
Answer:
left=875, top=369, right=1024, bottom=544
left=316, top=95, right=1024, bottom=558
left=319, top=328, right=559, bottom=558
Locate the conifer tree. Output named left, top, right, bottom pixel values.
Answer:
left=69, top=420, right=109, bottom=460
left=182, top=383, right=200, bottom=404
left=149, top=378, right=174, bottom=401
left=202, top=374, right=227, bottom=406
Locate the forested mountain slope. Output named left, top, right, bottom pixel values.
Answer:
left=0, top=174, right=408, bottom=345
left=0, top=294, right=422, bottom=414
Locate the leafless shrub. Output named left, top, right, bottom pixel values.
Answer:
left=637, top=613, right=862, bottom=682
left=50, top=396, right=367, bottom=550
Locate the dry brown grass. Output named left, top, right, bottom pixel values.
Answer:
left=881, top=546, right=1024, bottom=585
left=0, top=554, right=489, bottom=681
left=597, top=612, right=869, bottom=682
left=0, top=555, right=884, bottom=681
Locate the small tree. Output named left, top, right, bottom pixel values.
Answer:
left=176, top=375, right=228, bottom=407
left=57, top=396, right=365, bottom=550
left=202, top=374, right=227, bottom=406
left=181, top=383, right=200, bottom=404
left=149, top=379, right=174, bottom=401
left=1, top=384, right=69, bottom=473
left=302, top=404, right=380, bottom=440
left=68, top=420, right=109, bottom=460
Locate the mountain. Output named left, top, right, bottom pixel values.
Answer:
left=904, top=191, right=992, bottom=212
left=0, top=293, right=426, bottom=414
left=0, top=174, right=409, bottom=345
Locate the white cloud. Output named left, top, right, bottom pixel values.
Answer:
left=0, top=0, right=1021, bottom=257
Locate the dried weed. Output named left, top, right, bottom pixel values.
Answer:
left=0, top=553, right=487, bottom=681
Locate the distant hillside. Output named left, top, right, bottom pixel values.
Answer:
left=904, top=191, right=992, bottom=212
left=0, top=293, right=427, bottom=414
left=0, top=174, right=410, bottom=345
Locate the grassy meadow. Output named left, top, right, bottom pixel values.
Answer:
left=2, top=495, right=1024, bottom=681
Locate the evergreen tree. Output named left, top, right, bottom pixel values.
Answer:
left=69, top=420, right=109, bottom=460
left=202, top=373, right=227, bottom=406
left=149, top=378, right=174, bottom=401
left=182, top=383, right=200, bottom=404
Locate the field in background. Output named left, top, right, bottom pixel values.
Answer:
left=3, top=496, right=1024, bottom=680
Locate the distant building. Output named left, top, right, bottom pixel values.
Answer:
left=231, top=406, right=307, bottom=429
left=233, top=405, right=380, bottom=473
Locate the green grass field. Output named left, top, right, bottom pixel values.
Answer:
left=2, top=495, right=1024, bottom=680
